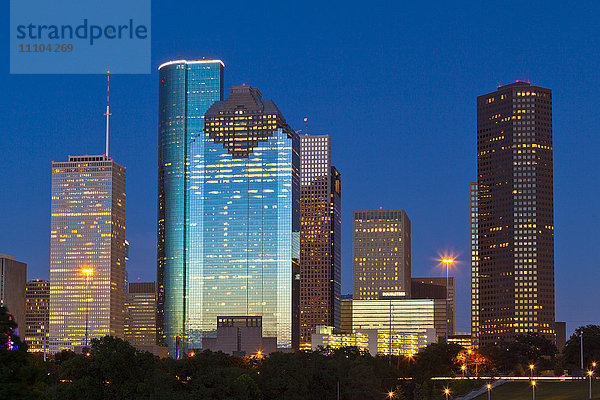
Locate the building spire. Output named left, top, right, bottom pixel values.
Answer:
left=104, top=71, right=111, bottom=156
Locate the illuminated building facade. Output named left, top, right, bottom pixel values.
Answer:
left=312, top=325, right=435, bottom=356
left=0, top=254, right=27, bottom=336
left=160, top=83, right=300, bottom=353
left=49, top=155, right=126, bottom=352
left=476, top=82, right=555, bottom=345
left=25, top=280, right=49, bottom=352
left=470, top=182, right=479, bottom=345
left=125, top=282, right=157, bottom=346
left=299, top=134, right=341, bottom=348
left=411, top=277, right=455, bottom=335
left=352, top=210, right=411, bottom=300
left=157, top=60, right=224, bottom=355
left=343, top=299, right=447, bottom=341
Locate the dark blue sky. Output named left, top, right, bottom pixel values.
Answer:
left=2, top=1, right=599, bottom=335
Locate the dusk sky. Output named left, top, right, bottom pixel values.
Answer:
left=1, top=1, right=599, bottom=335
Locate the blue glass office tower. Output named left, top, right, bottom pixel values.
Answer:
left=195, top=85, right=300, bottom=351
left=157, top=60, right=224, bottom=355
left=159, top=67, right=299, bottom=354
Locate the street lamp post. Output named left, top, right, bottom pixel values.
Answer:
left=81, top=267, right=94, bottom=348
left=461, top=365, right=466, bottom=378
left=441, top=258, right=454, bottom=342
left=486, top=383, right=491, bottom=400
left=529, top=364, right=535, bottom=380
left=444, top=388, right=450, bottom=400
left=531, top=380, right=536, bottom=400
left=588, top=370, right=594, bottom=400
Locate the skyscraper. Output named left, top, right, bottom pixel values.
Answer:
left=50, top=155, right=126, bottom=352
left=352, top=210, right=411, bottom=300
left=25, top=280, right=49, bottom=353
left=299, top=134, right=341, bottom=349
left=125, top=282, right=157, bottom=347
left=0, top=254, right=27, bottom=335
left=157, top=59, right=224, bottom=355
left=469, top=182, right=479, bottom=345
left=474, top=82, right=554, bottom=345
left=158, top=78, right=300, bottom=353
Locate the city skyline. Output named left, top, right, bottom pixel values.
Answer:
left=2, top=1, right=600, bottom=337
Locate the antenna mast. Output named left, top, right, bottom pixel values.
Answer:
left=104, top=71, right=111, bottom=156
left=304, top=117, right=308, bottom=135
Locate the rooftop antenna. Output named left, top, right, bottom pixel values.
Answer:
left=104, top=71, right=111, bottom=156
left=304, top=117, right=308, bottom=135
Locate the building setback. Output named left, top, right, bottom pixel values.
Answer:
left=0, top=254, right=27, bottom=336
left=125, top=282, right=157, bottom=347
left=49, top=155, right=126, bottom=352
left=25, top=280, right=49, bottom=352
left=474, top=82, right=555, bottom=345
left=352, top=210, right=411, bottom=300
left=299, top=134, right=341, bottom=348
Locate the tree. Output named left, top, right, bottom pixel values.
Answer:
left=48, top=335, right=171, bottom=399
left=563, top=325, right=600, bottom=369
left=0, top=305, right=48, bottom=399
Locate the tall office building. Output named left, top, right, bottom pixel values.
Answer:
left=299, top=134, right=341, bottom=348
left=474, top=82, right=554, bottom=345
left=352, top=210, right=411, bottom=300
left=470, top=182, right=479, bottom=345
left=0, top=254, right=27, bottom=335
left=50, top=155, right=126, bottom=352
left=158, top=74, right=300, bottom=354
left=125, top=282, right=157, bottom=346
left=157, top=60, right=224, bottom=355
left=25, top=280, right=49, bottom=353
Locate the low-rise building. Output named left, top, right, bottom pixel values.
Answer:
left=202, top=316, right=277, bottom=357
left=311, top=325, right=435, bottom=356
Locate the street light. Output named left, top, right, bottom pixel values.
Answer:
left=81, top=267, right=94, bottom=348
left=461, top=364, right=466, bottom=378
left=529, top=364, right=535, bottom=380
left=531, top=380, right=536, bottom=400
left=486, top=383, right=491, bottom=400
left=444, top=388, right=450, bottom=400
left=441, top=258, right=454, bottom=342
left=588, top=370, right=594, bottom=400
left=388, top=391, right=394, bottom=399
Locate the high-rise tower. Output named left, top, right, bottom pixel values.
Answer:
left=299, top=134, right=341, bottom=349
left=474, top=82, right=555, bottom=345
left=157, top=60, right=224, bottom=355
left=25, top=280, right=49, bottom=353
left=352, top=210, right=411, bottom=300
left=49, top=155, right=126, bottom=352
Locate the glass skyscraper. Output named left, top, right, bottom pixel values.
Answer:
left=157, top=60, right=224, bottom=355
left=158, top=62, right=299, bottom=354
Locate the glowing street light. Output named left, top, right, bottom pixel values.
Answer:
left=441, top=258, right=454, bottom=342
left=461, top=364, right=466, bottom=378
left=444, top=388, right=450, bottom=400
left=529, top=364, right=535, bottom=380
left=531, top=380, right=536, bottom=400
left=588, top=370, right=594, bottom=400
left=388, top=391, right=394, bottom=399
left=486, top=383, right=491, bottom=400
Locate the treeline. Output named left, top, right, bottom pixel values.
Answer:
left=2, top=305, right=600, bottom=400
